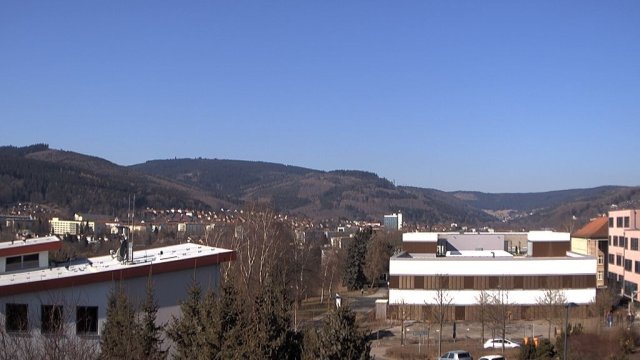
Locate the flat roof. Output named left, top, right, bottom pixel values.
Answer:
left=0, top=243, right=235, bottom=296
left=0, top=235, right=62, bottom=257
left=445, top=250, right=512, bottom=257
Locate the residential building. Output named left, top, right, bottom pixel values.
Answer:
left=571, top=216, right=608, bottom=288
left=49, top=215, right=95, bottom=236
left=384, top=213, right=403, bottom=231
left=388, top=231, right=596, bottom=320
left=607, top=209, right=640, bottom=300
left=0, top=235, right=235, bottom=352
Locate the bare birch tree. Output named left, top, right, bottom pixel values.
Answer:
left=475, top=290, right=490, bottom=344
left=428, top=274, right=452, bottom=356
left=487, top=287, right=511, bottom=354
left=536, top=288, right=567, bottom=339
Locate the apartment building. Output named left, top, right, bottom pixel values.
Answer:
left=607, top=209, right=640, bottom=300
left=388, top=231, right=596, bottom=321
left=49, top=215, right=96, bottom=236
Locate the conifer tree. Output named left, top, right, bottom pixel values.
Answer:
left=140, top=274, right=166, bottom=359
left=313, top=306, right=371, bottom=360
left=100, top=284, right=143, bottom=360
left=249, top=273, right=300, bottom=360
left=166, top=279, right=213, bottom=359
left=343, top=228, right=372, bottom=291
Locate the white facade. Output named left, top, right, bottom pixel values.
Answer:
left=388, top=231, right=597, bottom=320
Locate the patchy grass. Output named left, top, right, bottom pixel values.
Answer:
left=296, top=297, right=333, bottom=321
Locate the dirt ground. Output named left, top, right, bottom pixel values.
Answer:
left=367, top=316, right=639, bottom=360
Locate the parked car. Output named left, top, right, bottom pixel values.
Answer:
left=438, top=350, right=473, bottom=360
left=479, top=355, right=506, bottom=360
left=483, top=338, right=521, bottom=349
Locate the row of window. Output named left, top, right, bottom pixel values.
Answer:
left=5, top=303, right=98, bottom=334
left=608, top=254, right=640, bottom=274
left=390, top=274, right=595, bottom=290
left=609, top=236, right=639, bottom=250
left=609, top=216, right=631, bottom=228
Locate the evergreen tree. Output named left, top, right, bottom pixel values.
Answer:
left=343, top=228, right=372, bottom=291
left=249, top=274, right=300, bottom=360
left=217, top=279, right=248, bottom=360
left=313, top=306, right=371, bottom=360
left=140, top=274, right=166, bottom=359
left=166, top=279, right=213, bottom=359
left=100, top=284, right=143, bottom=360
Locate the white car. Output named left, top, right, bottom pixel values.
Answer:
left=479, top=356, right=506, bottom=360
left=483, top=338, right=521, bottom=349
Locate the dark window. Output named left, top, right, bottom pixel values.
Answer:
left=617, top=217, right=624, bottom=228
left=609, top=254, right=615, bottom=264
left=609, top=217, right=614, bottom=228
left=6, top=303, right=28, bottom=332
left=41, top=305, right=63, bottom=333
left=632, top=238, right=639, bottom=251
left=617, top=255, right=622, bottom=266
left=5, top=253, right=40, bottom=271
left=625, top=259, right=632, bottom=271
left=22, top=253, right=39, bottom=269
left=614, top=236, right=619, bottom=247
left=635, top=261, right=640, bottom=274
left=625, top=217, right=630, bottom=228
left=623, top=237, right=628, bottom=249
left=609, top=236, right=612, bottom=246
left=5, top=256, right=22, bottom=272
left=76, top=306, right=98, bottom=334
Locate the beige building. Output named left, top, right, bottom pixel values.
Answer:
left=49, top=215, right=95, bottom=236
left=571, top=216, right=608, bottom=288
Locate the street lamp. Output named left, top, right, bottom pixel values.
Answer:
left=563, top=302, right=577, bottom=360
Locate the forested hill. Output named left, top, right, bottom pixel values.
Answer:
left=131, top=158, right=495, bottom=224
left=0, top=145, right=231, bottom=217
left=2, top=144, right=640, bottom=229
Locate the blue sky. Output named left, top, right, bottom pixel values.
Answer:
left=1, top=1, right=639, bottom=193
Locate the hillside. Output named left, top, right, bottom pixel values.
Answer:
left=2, top=144, right=640, bottom=229
left=131, top=159, right=496, bottom=224
left=0, top=145, right=232, bottom=217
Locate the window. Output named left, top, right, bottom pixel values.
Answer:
left=609, top=254, right=615, bottom=264
left=597, top=272, right=604, bottom=281
left=617, top=255, right=622, bottom=266
left=625, top=217, right=630, bottom=228
left=41, top=305, right=63, bottom=333
left=622, top=237, right=628, bottom=249
left=6, top=303, right=28, bottom=332
left=76, top=306, right=98, bottom=334
left=632, top=238, right=639, bottom=251
left=636, top=261, right=640, bottom=274
left=598, top=254, right=604, bottom=265
left=5, top=253, right=40, bottom=272
left=614, top=236, right=619, bottom=247
left=625, top=259, right=632, bottom=271
left=610, top=217, right=614, bottom=228
left=618, top=217, right=624, bottom=228
left=609, top=236, right=612, bottom=246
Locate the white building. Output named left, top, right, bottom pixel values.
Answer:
left=384, top=213, right=403, bottom=231
left=0, top=235, right=235, bottom=352
left=388, top=231, right=596, bottom=320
